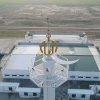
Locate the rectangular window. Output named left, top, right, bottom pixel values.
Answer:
left=26, top=75, right=29, bottom=77
left=5, top=74, right=9, bottom=76
left=86, top=77, right=91, bottom=78
left=19, top=75, right=24, bottom=77
left=24, top=92, right=28, bottom=96
left=97, top=91, right=100, bottom=93
left=94, top=77, right=99, bottom=79
left=78, top=76, right=83, bottom=78
left=70, top=76, right=75, bottom=78
left=81, top=94, right=85, bottom=98
left=72, top=94, right=76, bottom=98
left=9, top=87, right=12, bottom=91
left=33, top=93, right=37, bottom=96
left=12, top=75, right=17, bottom=76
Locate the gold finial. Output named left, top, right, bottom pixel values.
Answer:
left=40, top=18, right=58, bottom=56
left=46, top=31, right=51, bottom=42
left=46, top=18, right=51, bottom=42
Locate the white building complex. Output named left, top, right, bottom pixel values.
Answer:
left=0, top=33, right=100, bottom=100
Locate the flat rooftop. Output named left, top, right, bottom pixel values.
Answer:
left=3, top=43, right=100, bottom=72
left=3, top=79, right=38, bottom=88
left=57, top=44, right=100, bottom=72
left=27, top=34, right=85, bottom=43
left=3, top=45, right=40, bottom=70
left=35, top=43, right=100, bottom=72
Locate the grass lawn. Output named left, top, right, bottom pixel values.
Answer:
left=0, top=31, right=26, bottom=38
left=86, top=32, right=100, bottom=38
left=0, top=31, right=99, bottom=38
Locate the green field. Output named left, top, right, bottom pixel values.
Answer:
left=87, top=32, right=100, bottom=38
left=0, top=31, right=26, bottom=38
left=0, top=31, right=100, bottom=38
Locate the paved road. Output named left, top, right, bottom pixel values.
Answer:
left=1, top=27, right=100, bottom=32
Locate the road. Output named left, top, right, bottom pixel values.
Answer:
left=0, top=27, right=100, bottom=32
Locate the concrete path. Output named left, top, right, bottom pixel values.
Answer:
left=0, top=38, right=24, bottom=54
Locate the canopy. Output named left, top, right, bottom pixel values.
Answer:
left=51, top=55, right=79, bottom=65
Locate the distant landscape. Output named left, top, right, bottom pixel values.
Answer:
left=0, top=0, right=100, bottom=5
left=49, top=0, right=100, bottom=5
left=0, top=0, right=100, bottom=37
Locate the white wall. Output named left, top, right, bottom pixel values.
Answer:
left=2, top=69, right=30, bottom=79
left=0, top=83, right=19, bottom=92
left=69, top=93, right=90, bottom=100
left=25, top=34, right=88, bottom=44
left=19, top=92, right=40, bottom=98
left=68, top=71, right=100, bottom=81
